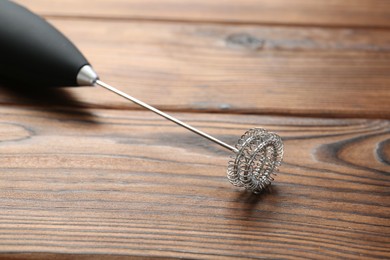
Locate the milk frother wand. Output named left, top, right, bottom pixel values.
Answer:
left=0, top=0, right=283, bottom=193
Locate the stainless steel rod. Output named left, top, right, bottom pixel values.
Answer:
left=95, top=80, right=239, bottom=153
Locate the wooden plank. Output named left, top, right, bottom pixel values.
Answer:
left=0, top=106, right=388, bottom=259
left=0, top=253, right=169, bottom=260
left=1, top=19, right=389, bottom=118
left=0, top=253, right=158, bottom=260
left=14, top=0, right=390, bottom=28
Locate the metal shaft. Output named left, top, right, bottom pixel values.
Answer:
left=95, top=80, right=239, bottom=153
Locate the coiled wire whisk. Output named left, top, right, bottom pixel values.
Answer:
left=227, top=128, right=284, bottom=193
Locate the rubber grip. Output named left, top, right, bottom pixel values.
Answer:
left=0, top=0, right=90, bottom=87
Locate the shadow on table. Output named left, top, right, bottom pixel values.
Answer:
left=227, top=185, right=281, bottom=222
left=236, top=186, right=277, bottom=207
left=0, top=82, right=98, bottom=123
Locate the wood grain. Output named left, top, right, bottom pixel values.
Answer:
left=0, top=106, right=389, bottom=259
left=1, top=19, right=389, bottom=118
left=1, top=1, right=390, bottom=259
left=15, top=0, right=390, bottom=28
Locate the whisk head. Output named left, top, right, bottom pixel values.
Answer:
left=227, top=128, right=284, bottom=193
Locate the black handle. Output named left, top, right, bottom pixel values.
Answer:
left=0, top=0, right=91, bottom=87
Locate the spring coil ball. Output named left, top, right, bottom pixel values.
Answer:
left=227, top=128, right=284, bottom=193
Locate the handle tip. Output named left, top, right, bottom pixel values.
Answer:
left=77, top=65, right=99, bottom=86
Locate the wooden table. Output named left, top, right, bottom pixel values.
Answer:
left=1, top=1, right=389, bottom=259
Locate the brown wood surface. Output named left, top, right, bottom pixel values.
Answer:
left=15, top=0, right=390, bottom=28
left=1, top=1, right=390, bottom=259
left=0, top=107, right=389, bottom=259
left=1, top=18, right=390, bottom=118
